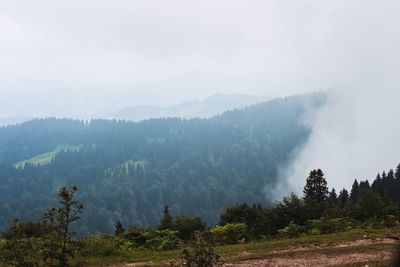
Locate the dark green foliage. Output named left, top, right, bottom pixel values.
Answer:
left=303, top=169, right=329, bottom=219
left=219, top=203, right=271, bottom=239
left=122, top=227, right=180, bottom=250
left=43, top=185, right=84, bottom=266
left=159, top=206, right=174, bottom=231
left=2, top=163, right=400, bottom=263
left=172, top=214, right=206, bottom=241
left=77, top=235, right=123, bottom=258
left=0, top=186, right=84, bottom=267
left=158, top=207, right=206, bottom=241
left=0, top=93, right=326, bottom=233
left=0, top=219, right=43, bottom=267
left=350, top=179, right=359, bottom=203
left=181, top=232, right=222, bottom=267
left=328, top=188, right=337, bottom=206
left=337, top=188, right=349, bottom=208
left=209, top=223, right=247, bottom=244
left=2, top=219, right=54, bottom=239
left=277, top=221, right=304, bottom=238
left=272, top=193, right=307, bottom=229
left=218, top=165, right=400, bottom=240
left=305, top=218, right=351, bottom=235
left=303, top=169, right=329, bottom=203
left=115, top=221, right=125, bottom=236
left=353, top=188, right=385, bottom=220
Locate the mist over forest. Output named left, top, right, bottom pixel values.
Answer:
left=1, top=1, right=400, bottom=265
left=0, top=92, right=325, bottom=233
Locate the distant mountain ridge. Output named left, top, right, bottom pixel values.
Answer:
left=108, top=94, right=269, bottom=121
left=0, top=116, right=32, bottom=127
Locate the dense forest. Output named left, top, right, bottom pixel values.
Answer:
left=1, top=164, right=400, bottom=266
left=0, top=92, right=326, bottom=233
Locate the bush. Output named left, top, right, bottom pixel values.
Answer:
left=180, top=232, right=222, bottom=267
left=382, top=215, right=399, bottom=228
left=172, top=214, right=206, bottom=241
left=278, top=221, right=304, bottom=238
left=210, top=223, right=247, bottom=244
left=123, top=227, right=180, bottom=250
left=0, top=237, right=43, bottom=267
left=362, top=217, right=382, bottom=229
left=77, top=235, right=122, bottom=257
left=305, top=218, right=351, bottom=234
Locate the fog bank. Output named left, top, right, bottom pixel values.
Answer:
left=273, top=0, right=400, bottom=197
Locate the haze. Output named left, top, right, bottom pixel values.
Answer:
left=0, top=0, right=376, bottom=117
left=1, top=0, right=400, bottom=195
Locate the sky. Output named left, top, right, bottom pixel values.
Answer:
left=0, top=0, right=382, bottom=117
left=1, top=0, right=400, bottom=191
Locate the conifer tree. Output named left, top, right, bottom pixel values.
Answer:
left=114, top=221, right=125, bottom=235
left=350, top=179, right=359, bottom=203
left=303, top=169, right=328, bottom=203
left=159, top=205, right=173, bottom=230
left=328, top=188, right=337, bottom=206
left=337, top=188, right=349, bottom=208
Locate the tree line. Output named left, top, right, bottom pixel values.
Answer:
left=2, top=164, right=400, bottom=266
left=0, top=92, right=326, bottom=233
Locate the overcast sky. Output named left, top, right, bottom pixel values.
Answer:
left=1, top=0, right=400, bottom=194
left=2, top=0, right=397, bottom=117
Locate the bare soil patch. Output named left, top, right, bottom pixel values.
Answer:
left=224, top=238, right=398, bottom=266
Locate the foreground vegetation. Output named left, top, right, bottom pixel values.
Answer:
left=2, top=163, right=400, bottom=266
left=71, top=227, right=397, bottom=266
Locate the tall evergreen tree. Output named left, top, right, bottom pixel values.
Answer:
left=337, top=188, right=349, bottom=208
left=159, top=205, right=173, bottom=230
left=359, top=180, right=370, bottom=192
left=114, top=221, right=125, bottom=235
left=350, top=179, right=359, bottom=203
left=328, top=188, right=337, bottom=206
left=303, top=169, right=328, bottom=203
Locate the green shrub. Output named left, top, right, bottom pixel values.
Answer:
left=362, top=217, right=382, bottom=229
left=0, top=237, right=43, bottom=267
left=278, top=221, right=304, bottom=238
left=77, top=235, right=127, bottom=257
left=210, top=223, right=247, bottom=244
left=382, top=215, right=399, bottom=228
left=181, top=232, right=222, bottom=267
left=122, top=228, right=180, bottom=250
left=305, top=218, right=351, bottom=234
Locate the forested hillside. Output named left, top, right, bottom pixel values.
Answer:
left=0, top=92, right=326, bottom=233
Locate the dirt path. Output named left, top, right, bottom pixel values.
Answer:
left=109, top=238, right=399, bottom=266
left=224, top=251, right=393, bottom=266
left=108, top=263, right=153, bottom=267
left=225, top=238, right=398, bottom=267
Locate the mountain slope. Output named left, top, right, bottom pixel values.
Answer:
left=108, top=94, right=269, bottom=120
left=0, top=92, right=326, bottom=233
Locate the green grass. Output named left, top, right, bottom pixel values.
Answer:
left=72, top=227, right=395, bottom=266
left=14, top=144, right=83, bottom=168
left=215, top=227, right=387, bottom=257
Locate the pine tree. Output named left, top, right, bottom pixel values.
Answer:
left=359, top=180, right=370, bottom=192
left=328, top=188, right=337, bottom=206
left=337, top=188, right=349, bottom=208
left=350, top=179, right=359, bottom=203
left=395, top=164, right=400, bottom=203
left=114, top=221, right=125, bottom=235
left=159, top=205, right=173, bottom=230
left=303, top=169, right=329, bottom=203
